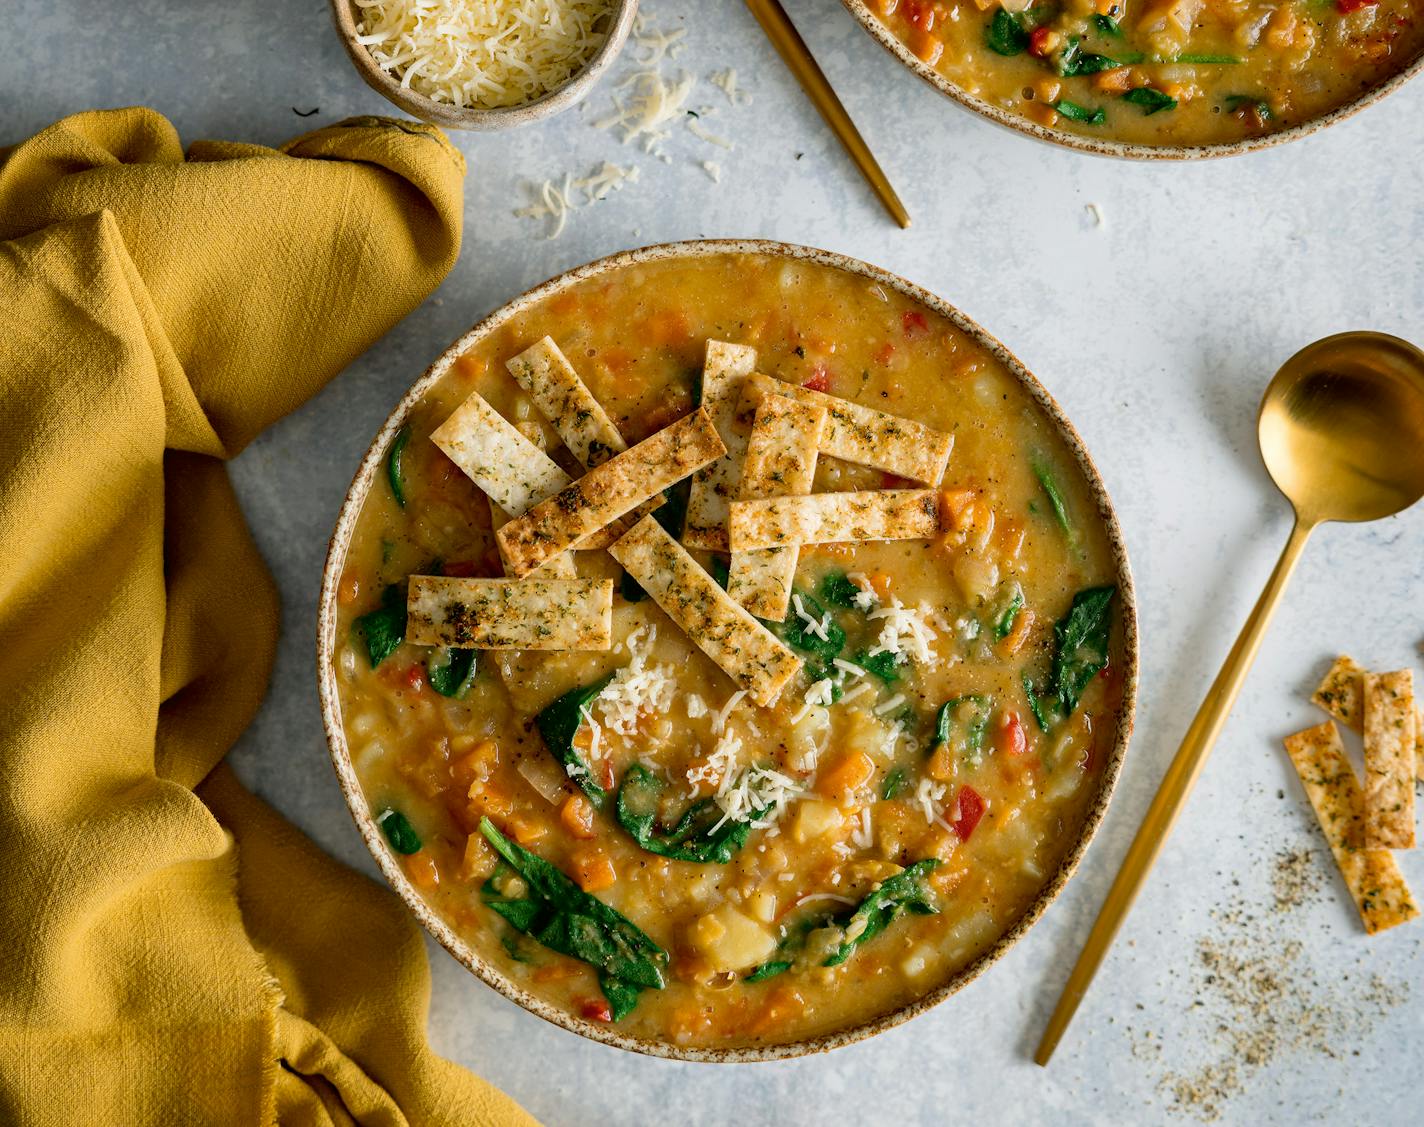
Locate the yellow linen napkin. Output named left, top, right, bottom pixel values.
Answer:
left=0, top=108, right=535, bottom=1126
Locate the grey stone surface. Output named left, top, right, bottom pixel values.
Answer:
left=4, top=1, right=1423, bottom=1124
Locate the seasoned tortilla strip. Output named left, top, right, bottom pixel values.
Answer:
left=1312, top=654, right=1424, bottom=781
left=608, top=516, right=802, bottom=707
left=727, top=395, right=826, bottom=620
left=506, top=337, right=628, bottom=467
left=737, top=373, right=953, bottom=485
left=728, top=490, right=940, bottom=552
left=1363, top=671, right=1416, bottom=849
left=497, top=409, right=726, bottom=578
left=505, top=337, right=664, bottom=522
left=406, top=575, right=613, bottom=651
left=487, top=496, right=577, bottom=579
left=684, top=340, right=758, bottom=551
left=431, top=391, right=571, bottom=516
left=1282, top=721, right=1419, bottom=934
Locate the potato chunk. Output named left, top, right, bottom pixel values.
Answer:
left=686, top=904, right=778, bottom=972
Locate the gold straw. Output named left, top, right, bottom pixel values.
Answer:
left=744, top=0, right=911, bottom=228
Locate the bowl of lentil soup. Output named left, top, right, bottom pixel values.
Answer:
left=318, top=240, right=1138, bottom=1059
left=844, top=0, right=1424, bottom=157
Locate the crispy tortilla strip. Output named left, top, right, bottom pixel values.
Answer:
left=728, top=490, right=939, bottom=552
left=1363, top=671, right=1416, bottom=849
left=487, top=496, right=576, bottom=579
left=1312, top=654, right=1424, bottom=781
left=1282, top=721, right=1419, bottom=935
left=497, top=409, right=726, bottom=578
left=684, top=340, right=758, bottom=551
left=506, top=336, right=664, bottom=522
left=406, top=575, right=613, bottom=651
left=727, top=395, right=826, bottom=620
left=738, top=373, right=953, bottom=485
left=431, top=390, right=571, bottom=516
left=608, top=516, right=802, bottom=706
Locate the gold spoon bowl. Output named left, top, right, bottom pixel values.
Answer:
left=1036, top=330, right=1424, bottom=1064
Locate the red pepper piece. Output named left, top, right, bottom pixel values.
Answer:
left=802, top=364, right=831, bottom=392
left=953, top=784, right=986, bottom=841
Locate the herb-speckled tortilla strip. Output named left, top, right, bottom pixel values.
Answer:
left=728, top=490, right=940, bottom=552
left=1282, top=721, right=1419, bottom=935
left=737, top=373, right=953, bottom=485
left=431, top=390, right=572, bottom=516
left=683, top=340, right=758, bottom=551
left=497, top=408, right=726, bottom=578
left=1363, top=670, right=1416, bottom=849
left=1312, top=654, right=1424, bottom=781
left=505, top=336, right=664, bottom=522
left=608, top=516, right=802, bottom=706
left=406, top=575, right=613, bottom=650
left=487, top=496, right=577, bottom=579
left=727, top=394, right=826, bottom=620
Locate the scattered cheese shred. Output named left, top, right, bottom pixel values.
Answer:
left=354, top=0, right=612, bottom=110
left=915, top=776, right=946, bottom=824
left=866, top=598, right=939, bottom=667
left=595, top=623, right=676, bottom=735
left=514, top=161, right=640, bottom=238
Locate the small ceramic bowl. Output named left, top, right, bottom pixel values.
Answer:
left=840, top=0, right=1424, bottom=160
left=317, top=239, right=1139, bottom=1060
left=329, top=0, right=638, bottom=131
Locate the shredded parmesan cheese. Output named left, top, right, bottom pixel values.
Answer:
left=915, top=776, right=947, bottom=824
left=354, top=0, right=612, bottom=110
left=709, top=67, right=752, bottom=105
left=595, top=623, right=675, bottom=735
left=514, top=161, right=639, bottom=238
left=710, top=690, right=748, bottom=737
left=685, top=693, right=708, bottom=718
left=700, top=160, right=722, bottom=183
left=866, top=597, right=939, bottom=667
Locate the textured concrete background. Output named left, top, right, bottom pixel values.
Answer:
left=4, top=1, right=1423, bottom=1123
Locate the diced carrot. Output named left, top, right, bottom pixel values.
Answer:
left=337, top=572, right=361, bottom=607
left=457, top=833, right=492, bottom=882
left=1026, top=103, right=1059, bottom=128
left=560, top=795, right=597, bottom=840
left=453, top=353, right=487, bottom=382
left=929, top=862, right=967, bottom=894
left=642, top=308, right=693, bottom=347
left=997, top=607, right=1035, bottom=657
left=926, top=742, right=955, bottom=782
left=816, top=750, right=875, bottom=805
left=507, top=814, right=547, bottom=847
left=469, top=781, right=515, bottom=820
left=1093, top=68, right=1134, bottom=95
left=571, top=847, right=617, bottom=892
left=405, top=850, right=440, bottom=889
left=917, top=824, right=958, bottom=863
left=451, top=739, right=499, bottom=787
left=867, top=572, right=893, bottom=600
left=532, top=961, right=582, bottom=984
left=939, top=488, right=978, bottom=530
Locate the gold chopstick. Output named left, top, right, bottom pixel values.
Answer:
left=744, top=0, right=911, bottom=228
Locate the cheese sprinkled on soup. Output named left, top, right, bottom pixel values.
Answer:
left=332, top=252, right=1126, bottom=1047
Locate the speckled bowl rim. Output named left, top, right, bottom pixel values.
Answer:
left=840, top=0, right=1424, bottom=160
left=317, top=238, right=1140, bottom=1062
left=328, top=0, right=639, bottom=132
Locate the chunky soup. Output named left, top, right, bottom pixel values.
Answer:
left=330, top=251, right=1128, bottom=1050
left=865, top=0, right=1424, bottom=147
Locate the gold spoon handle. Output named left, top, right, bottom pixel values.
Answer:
left=743, top=0, right=911, bottom=228
left=1034, top=517, right=1316, bottom=1065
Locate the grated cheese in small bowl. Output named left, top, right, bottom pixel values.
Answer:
left=338, top=0, right=635, bottom=127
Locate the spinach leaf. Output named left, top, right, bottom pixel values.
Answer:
left=426, top=647, right=476, bottom=698
left=1021, top=585, right=1115, bottom=731
left=777, top=588, right=845, bottom=663
left=356, top=583, right=406, bottom=667
left=818, top=570, right=862, bottom=609
left=1059, top=38, right=1123, bottom=76
left=853, top=649, right=901, bottom=684
left=709, top=554, right=731, bottom=590
left=1055, top=99, right=1107, bottom=125
left=1121, top=87, right=1178, bottom=114
left=934, top=695, right=993, bottom=756
left=620, top=569, right=648, bottom=603
left=881, top=767, right=908, bottom=801
left=535, top=673, right=615, bottom=806
left=823, top=860, right=940, bottom=966
left=1224, top=94, right=1272, bottom=119
left=1092, top=13, right=1122, bottom=35
left=1051, top=585, right=1115, bottom=715
left=1032, top=459, right=1074, bottom=540
left=387, top=424, right=411, bottom=508
left=745, top=960, right=793, bottom=983
left=479, top=819, right=668, bottom=1016
left=1022, top=672, right=1055, bottom=732
left=378, top=808, right=422, bottom=854
left=993, top=587, right=1024, bottom=640
left=985, top=7, right=1029, bottom=55
left=615, top=764, right=753, bottom=863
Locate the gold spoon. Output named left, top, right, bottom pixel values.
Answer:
left=1035, top=330, right=1424, bottom=1065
